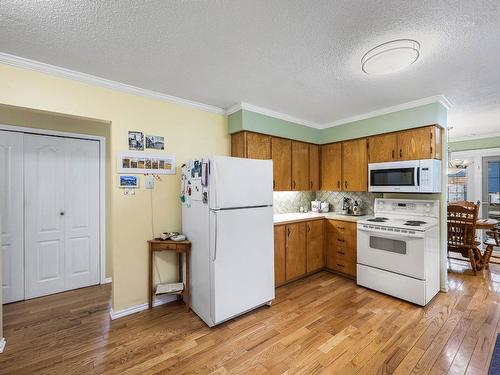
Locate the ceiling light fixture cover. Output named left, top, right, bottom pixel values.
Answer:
left=362, top=39, right=420, bottom=75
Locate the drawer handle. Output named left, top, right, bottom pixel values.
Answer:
left=337, top=251, right=345, bottom=255
left=337, top=239, right=345, bottom=242
left=337, top=263, right=345, bottom=268
left=338, top=227, right=345, bottom=230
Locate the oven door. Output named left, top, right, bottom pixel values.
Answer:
left=357, top=227, right=425, bottom=279
left=368, top=161, right=419, bottom=192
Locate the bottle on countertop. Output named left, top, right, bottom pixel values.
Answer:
left=353, top=200, right=361, bottom=216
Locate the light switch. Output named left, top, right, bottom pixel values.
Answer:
left=145, top=175, right=155, bottom=189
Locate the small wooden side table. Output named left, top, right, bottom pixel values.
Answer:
left=148, top=240, right=191, bottom=311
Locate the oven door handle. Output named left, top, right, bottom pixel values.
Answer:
left=358, top=227, right=423, bottom=239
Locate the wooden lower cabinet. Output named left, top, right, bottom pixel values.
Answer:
left=285, top=222, right=307, bottom=280
left=274, top=218, right=356, bottom=286
left=325, top=220, right=357, bottom=278
left=274, top=225, right=286, bottom=286
left=306, top=220, right=324, bottom=272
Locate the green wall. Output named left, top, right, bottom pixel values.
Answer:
left=229, top=109, right=320, bottom=143
left=449, top=136, right=500, bottom=152
left=228, top=102, right=447, bottom=144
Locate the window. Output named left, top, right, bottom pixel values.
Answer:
left=448, top=169, right=467, bottom=202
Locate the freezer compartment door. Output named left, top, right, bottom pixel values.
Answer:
left=210, top=206, right=274, bottom=325
left=209, top=156, right=273, bottom=209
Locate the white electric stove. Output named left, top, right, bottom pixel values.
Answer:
left=357, top=198, right=440, bottom=306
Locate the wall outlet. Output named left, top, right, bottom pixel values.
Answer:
left=124, top=188, right=135, bottom=195
left=145, top=175, right=155, bottom=189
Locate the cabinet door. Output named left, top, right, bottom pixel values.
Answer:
left=342, top=139, right=367, bottom=192
left=247, top=132, right=271, bottom=160
left=272, top=137, right=292, bottom=191
left=231, top=132, right=247, bottom=158
left=320, top=143, right=342, bottom=191
left=274, top=225, right=286, bottom=286
left=368, top=133, right=398, bottom=163
left=306, top=220, right=324, bottom=273
left=397, top=126, right=434, bottom=161
left=291, top=141, right=309, bottom=191
left=309, top=144, right=320, bottom=191
left=285, top=223, right=306, bottom=280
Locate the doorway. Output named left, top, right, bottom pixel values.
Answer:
left=1, top=128, right=104, bottom=303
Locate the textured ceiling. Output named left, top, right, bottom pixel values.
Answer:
left=1, top=0, right=500, bottom=139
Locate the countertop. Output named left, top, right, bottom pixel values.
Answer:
left=273, top=212, right=370, bottom=225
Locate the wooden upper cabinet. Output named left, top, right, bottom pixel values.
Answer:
left=368, top=133, right=398, bottom=163
left=309, top=144, right=320, bottom=191
left=320, top=143, right=342, bottom=191
left=272, top=137, right=292, bottom=191
left=342, top=139, right=367, bottom=192
left=291, top=141, right=309, bottom=191
left=274, top=225, right=286, bottom=286
left=306, top=220, right=324, bottom=273
left=397, top=126, right=441, bottom=161
left=230, top=132, right=246, bottom=158
left=285, top=222, right=307, bottom=280
left=246, top=132, right=271, bottom=159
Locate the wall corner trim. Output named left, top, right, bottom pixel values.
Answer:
left=102, top=277, right=112, bottom=285
left=0, top=52, right=226, bottom=116
left=109, top=295, right=177, bottom=320
left=0, top=338, right=6, bottom=353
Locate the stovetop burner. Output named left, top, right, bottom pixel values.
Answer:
left=404, top=220, right=427, bottom=227
left=367, top=217, right=389, bottom=222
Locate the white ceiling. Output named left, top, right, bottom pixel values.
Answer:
left=1, top=0, right=500, bottom=139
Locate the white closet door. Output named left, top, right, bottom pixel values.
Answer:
left=0, top=131, right=24, bottom=303
left=64, top=138, right=99, bottom=290
left=25, top=135, right=67, bottom=299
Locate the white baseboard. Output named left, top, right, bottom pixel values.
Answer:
left=109, top=294, right=177, bottom=320
left=0, top=337, right=5, bottom=353
left=102, top=277, right=112, bottom=284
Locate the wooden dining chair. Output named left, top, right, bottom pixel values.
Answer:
left=447, top=202, right=481, bottom=275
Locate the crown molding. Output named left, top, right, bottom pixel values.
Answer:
left=318, top=95, right=452, bottom=129
left=0, top=52, right=226, bottom=115
left=225, top=102, right=322, bottom=129
left=449, top=131, right=500, bottom=143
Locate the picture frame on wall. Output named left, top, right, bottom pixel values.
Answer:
left=145, top=135, right=165, bottom=150
left=118, top=175, right=139, bottom=188
left=128, top=131, right=144, bottom=150
left=117, top=151, right=176, bottom=174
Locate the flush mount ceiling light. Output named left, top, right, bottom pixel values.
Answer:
left=361, top=39, right=420, bottom=75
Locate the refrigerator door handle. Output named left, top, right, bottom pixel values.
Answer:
left=213, top=211, right=218, bottom=262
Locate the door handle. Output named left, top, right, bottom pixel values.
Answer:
left=273, top=180, right=276, bottom=189
left=344, top=181, right=347, bottom=189
left=293, top=180, right=296, bottom=189
left=337, top=180, right=340, bottom=189
left=287, top=227, right=290, bottom=237
left=310, top=181, right=313, bottom=189
left=399, top=149, right=403, bottom=158
left=392, top=150, right=395, bottom=159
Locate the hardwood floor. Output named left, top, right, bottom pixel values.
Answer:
left=1, top=261, right=499, bottom=374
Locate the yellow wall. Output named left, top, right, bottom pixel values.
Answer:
left=0, top=63, right=229, bottom=311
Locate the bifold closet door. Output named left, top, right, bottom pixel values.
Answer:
left=0, top=131, right=24, bottom=303
left=24, top=135, right=100, bottom=299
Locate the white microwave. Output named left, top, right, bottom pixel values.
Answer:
left=368, top=159, right=442, bottom=193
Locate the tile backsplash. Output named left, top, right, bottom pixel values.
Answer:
left=273, top=191, right=315, bottom=214
left=315, top=191, right=382, bottom=215
left=273, top=191, right=381, bottom=215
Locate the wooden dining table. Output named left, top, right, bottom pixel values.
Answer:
left=476, top=218, right=499, bottom=269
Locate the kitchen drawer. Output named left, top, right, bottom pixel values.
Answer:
left=331, top=246, right=356, bottom=263
left=155, top=243, right=177, bottom=250
left=331, top=259, right=356, bottom=277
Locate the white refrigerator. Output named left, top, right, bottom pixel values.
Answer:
left=181, top=156, right=275, bottom=327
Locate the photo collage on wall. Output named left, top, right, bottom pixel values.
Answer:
left=119, top=132, right=175, bottom=175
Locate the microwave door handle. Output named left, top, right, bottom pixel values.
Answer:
left=415, top=167, right=420, bottom=186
